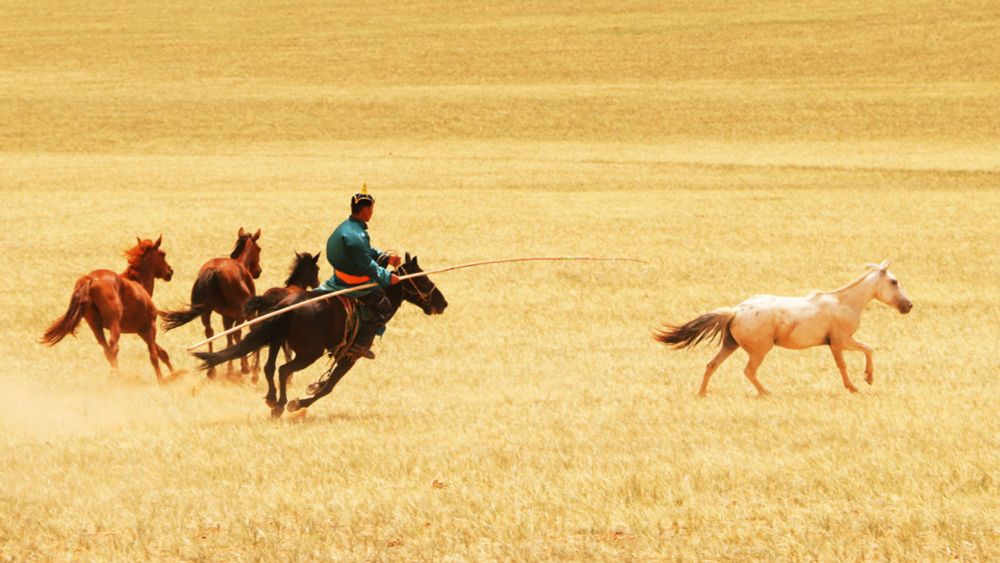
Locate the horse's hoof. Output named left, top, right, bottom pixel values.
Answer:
left=865, top=374, right=873, bottom=385
left=306, top=383, right=319, bottom=395
left=270, top=405, right=284, bottom=419
left=287, top=399, right=301, bottom=412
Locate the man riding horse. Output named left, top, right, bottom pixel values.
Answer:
left=317, top=185, right=401, bottom=359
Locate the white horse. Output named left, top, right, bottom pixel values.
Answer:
left=655, top=261, right=912, bottom=396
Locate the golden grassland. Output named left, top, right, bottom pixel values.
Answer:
left=2, top=1, right=999, bottom=560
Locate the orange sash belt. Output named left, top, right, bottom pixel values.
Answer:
left=335, top=270, right=371, bottom=285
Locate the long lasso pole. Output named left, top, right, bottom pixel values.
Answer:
left=185, top=256, right=646, bottom=351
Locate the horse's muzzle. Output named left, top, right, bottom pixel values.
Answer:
left=898, top=300, right=913, bottom=314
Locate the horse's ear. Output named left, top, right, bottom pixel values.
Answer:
left=405, top=252, right=411, bottom=262
left=879, top=259, right=891, bottom=271
left=312, top=252, right=321, bottom=263
left=238, top=227, right=246, bottom=237
left=413, top=255, right=419, bottom=266
left=154, top=235, right=162, bottom=249
left=252, top=229, right=261, bottom=241
left=136, top=236, right=142, bottom=246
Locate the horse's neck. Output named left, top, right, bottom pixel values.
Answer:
left=830, top=272, right=877, bottom=315
left=234, top=246, right=254, bottom=268
left=286, top=270, right=311, bottom=290
left=122, top=264, right=155, bottom=295
left=386, top=284, right=404, bottom=311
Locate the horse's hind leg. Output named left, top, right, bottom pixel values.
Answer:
left=743, top=345, right=772, bottom=396
left=201, top=312, right=216, bottom=379
left=699, top=344, right=738, bottom=396
left=84, top=309, right=115, bottom=368
left=272, top=350, right=323, bottom=418
left=221, top=316, right=239, bottom=379
left=263, top=342, right=281, bottom=408
left=830, top=348, right=858, bottom=393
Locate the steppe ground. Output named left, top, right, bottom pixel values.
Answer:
left=1, top=1, right=998, bottom=560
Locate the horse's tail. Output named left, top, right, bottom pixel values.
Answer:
left=161, top=270, right=217, bottom=331
left=653, top=308, right=737, bottom=349
left=41, top=276, right=92, bottom=346
left=242, top=295, right=269, bottom=319
left=192, top=313, right=290, bottom=372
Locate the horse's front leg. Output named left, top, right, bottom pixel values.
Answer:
left=842, top=337, right=875, bottom=384
left=138, top=325, right=165, bottom=384
left=829, top=347, right=858, bottom=393
left=289, top=357, right=357, bottom=413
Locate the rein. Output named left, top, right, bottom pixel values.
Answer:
left=396, top=264, right=437, bottom=308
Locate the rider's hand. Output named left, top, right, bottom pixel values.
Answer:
left=389, top=274, right=400, bottom=285
left=388, top=255, right=402, bottom=267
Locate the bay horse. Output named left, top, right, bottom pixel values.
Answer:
left=243, top=251, right=321, bottom=362
left=193, top=254, right=447, bottom=418
left=655, top=261, right=913, bottom=396
left=41, top=236, right=177, bottom=382
left=161, top=227, right=262, bottom=379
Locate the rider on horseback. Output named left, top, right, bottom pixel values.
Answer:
left=317, top=185, right=401, bottom=360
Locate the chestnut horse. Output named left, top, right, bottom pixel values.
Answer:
left=42, top=236, right=177, bottom=382
left=161, top=228, right=262, bottom=379
left=655, top=261, right=913, bottom=396
left=194, top=254, right=447, bottom=418
left=243, top=251, right=321, bottom=362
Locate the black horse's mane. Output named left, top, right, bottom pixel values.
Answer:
left=285, top=252, right=319, bottom=287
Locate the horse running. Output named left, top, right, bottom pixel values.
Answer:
left=243, top=251, right=321, bottom=362
left=194, top=254, right=447, bottom=418
left=655, top=261, right=912, bottom=396
left=161, top=228, right=262, bottom=379
left=41, top=236, right=177, bottom=382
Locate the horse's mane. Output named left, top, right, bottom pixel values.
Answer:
left=230, top=235, right=250, bottom=259
left=285, top=253, right=317, bottom=286
left=122, top=240, right=154, bottom=280
left=825, top=265, right=880, bottom=294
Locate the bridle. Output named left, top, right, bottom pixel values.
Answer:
left=396, top=263, right=437, bottom=309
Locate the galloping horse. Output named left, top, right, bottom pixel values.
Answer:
left=42, top=236, right=177, bottom=382
left=243, top=251, right=321, bottom=362
left=194, top=254, right=447, bottom=417
left=655, top=261, right=912, bottom=396
left=161, top=228, right=262, bottom=379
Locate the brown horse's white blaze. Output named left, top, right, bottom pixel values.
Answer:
left=41, top=236, right=177, bottom=382
left=655, top=261, right=912, bottom=396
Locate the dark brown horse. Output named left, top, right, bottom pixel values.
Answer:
left=42, top=236, right=177, bottom=382
left=194, top=254, right=447, bottom=418
left=161, top=228, right=262, bottom=379
left=243, top=251, right=321, bottom=362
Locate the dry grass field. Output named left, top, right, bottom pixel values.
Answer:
left=2, top=1, right=999, bottom=560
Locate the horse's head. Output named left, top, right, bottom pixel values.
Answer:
left=130, top=235, right=173, bottom=281
left=396, top=253, right=448, bottom=315
left=233, top=227, right=263, bottom=279
left=870, top=260, right=912, bottom=314
left=287, top=251, right=321, bottom=289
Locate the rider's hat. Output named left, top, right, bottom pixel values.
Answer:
left=352, top=183, right=375, bottom=207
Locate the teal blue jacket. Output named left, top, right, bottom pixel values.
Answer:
left=317, top=217, right=392, bottom=296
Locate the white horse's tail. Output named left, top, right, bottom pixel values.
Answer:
left=654, top=308, right=737, bottom=349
